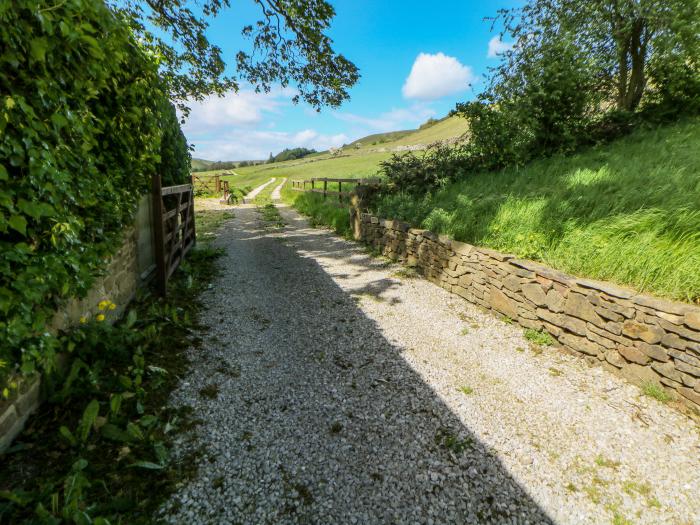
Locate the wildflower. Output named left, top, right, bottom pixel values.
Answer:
left=79, top=316, right=88, bottom=324
left=98, top=300, right=110, bottom=310
left=2, top=388, right=8, bottom=399
left=96, top=314, right=106, bottom=322
left=108, top=302, right=117, bottom=311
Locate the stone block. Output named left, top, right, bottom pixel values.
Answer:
left=586, top=330, right=617, bottom=349
left=15, top=377, right=40, bottom=416
left=651, top=362, right=682, bottom=382
left=521, top=283, right=548, bottom=307
left=621, top=363, right=660, bottom=385
left=634, top=342, right=669, bottom=362
left=659, top=319, right=700, bottom=343
left=545, top=289, right=565, bottom=313
left=502, top=274, right=523, bottom=292
left=575, top=278, right=635, bottom=299
left=618, top=346, right=649, bottom=365
left=632, top=295, right=691, bottom=316
left=605, top=350, right=625, bottom=368
left=678, top=387, right=700, bottom=407
left=489, top=287, right=518, bottom=319
left=560, top=333, right=601, bottom=357
left=622, top=321, right=664, bottom=344
left=561, top=316, right=587, bottom=337
left=685, top=311, right=700, bottom=331
left=595, top=307, right=624, bottom=323
left=674, top=360, right=700, bottom=378
left=565, top=293, right=604, bottom=327
left=536, top=308, right=563, bottom=327
left=0, top=405, right=18, bottom=435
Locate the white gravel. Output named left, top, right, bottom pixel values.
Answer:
left=271, top=178, right=287, bottom=201
left=161, top=201, right=700, bottom=525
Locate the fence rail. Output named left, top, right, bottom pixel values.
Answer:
left=152, top=174, right=196, bottom=296
left=291, top=177, right=381, bottom=201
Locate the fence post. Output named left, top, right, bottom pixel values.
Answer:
left=338, top=181, right=342, bottom=202
left=215, top=175, right=221, bottom=193
left=152, top=173, right=167, bottom=297
left=323, top=180, right=327, bottom=200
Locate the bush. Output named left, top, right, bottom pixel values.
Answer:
left=0, top=0, right=189, bottom=382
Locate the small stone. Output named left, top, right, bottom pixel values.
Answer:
left=521, top=283, right=548, bottom=307
left=683, top=311, right=700, bottom=331
left=622, top=321, right=664, bottom=344
left=564, top=293, right=603, bottom=327
left=618, top=346, right=649, bottom=365
left=651, top=362, right=682, bottom=382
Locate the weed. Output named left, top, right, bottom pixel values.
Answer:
left=199, top=384, right=220, bottom=399
left=329, top=422, right=343, bottom=434
left=641, top=381, right=672, bottom=403
left=595, top=455, right=621, bottom=469
left=549, top=367, right=563, bottom=377
left=257, top=202, right=286, bottom=228
left=460, top=327, right=470, bottom=336
left=435, top=428, right=473, bottom=454
left=501, top=315, right=514, bottom=325
left=392, top=267, right=420, bottom=279
left=458, top=385, right=474, bottom=395
left=565, top=482, right=578, bottom=492
left=525, top=329, right=555, bottom=347
left=516, top=347, right=526, bottom=353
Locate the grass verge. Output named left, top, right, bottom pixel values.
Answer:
left=281, top=185, right=352, bottom=237
left=375, top=118, right=700, bottom=303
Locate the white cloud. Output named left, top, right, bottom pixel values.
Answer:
left=191, top=129, right=349, bottom=161
left=334, top=104, right=436, bottom=132
left=182, top=88, right=295, bottom=135
left=402, top=52, right=474, bottom=100
left=487, top=36, right=513, bottom=58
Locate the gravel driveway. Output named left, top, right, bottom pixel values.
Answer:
left=162, top=200, right=700, bottom=525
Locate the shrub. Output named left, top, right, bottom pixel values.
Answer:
left=0, top=0, right=189, bottom=382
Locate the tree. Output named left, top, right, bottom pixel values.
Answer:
left=111, top=0, right=360, bottom=113
left=493, top=0, right=700, bottom=112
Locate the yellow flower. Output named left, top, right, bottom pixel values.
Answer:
left=98, top=300, right=110, bottom=311
left=96, top=314, right=106, bottom=322
left=108, top=302, right=117, bottom=311
left=79, top=316, right=88, bottom=324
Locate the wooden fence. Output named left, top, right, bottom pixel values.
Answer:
left=152, top=174, right=196, bottom=296
left=291, top=177, right=381, bottom=201
left=191, top=173, right=222, bottom=194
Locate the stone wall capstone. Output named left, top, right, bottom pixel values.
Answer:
left=353, top=209, right=700, bottom=415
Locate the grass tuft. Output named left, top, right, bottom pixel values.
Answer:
left=525, top=328, right=556, bottom=347
left=641, top=381, right=673, bottom=403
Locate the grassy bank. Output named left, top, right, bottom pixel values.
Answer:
left=375, top=118, right=700, bottom=303
left=281, top=184, right=352, bottom=237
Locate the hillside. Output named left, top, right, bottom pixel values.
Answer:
left=374, top=117, right=700, bottom=303
left=191, top=158, right=214, bottom=170
left=215, top=114, right=469, bottom=188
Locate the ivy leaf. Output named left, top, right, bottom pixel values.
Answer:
left=8, top=215, right=27, bottom=235
left=79, top=399, right=100, bottom=442
left=0, top=164, right=7, bottom=180
left=30, top=38, right=48, bottom=63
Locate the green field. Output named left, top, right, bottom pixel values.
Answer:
left=375, top=118, right=700, bottom=303
left=195, top=114, right=470, bottom=192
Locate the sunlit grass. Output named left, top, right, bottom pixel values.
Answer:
left=375, top=118, right=700, bottom=303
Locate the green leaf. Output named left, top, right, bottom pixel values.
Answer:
left=0, top=164, right=7, bottom=181
left=59, top=425, right=76, bottom=446
left=8, top=215, right=27, bottom=235
left=110, top=394, right=122, bottom=416
left=100, top=423, right=133, bottom=443
left=126, top=422, right=144, bottom=441
left=79, top=399, right=99, bottom=443
left=128, top=461, right=164, bottom=470
left=29, top=38, right=48, bottom=63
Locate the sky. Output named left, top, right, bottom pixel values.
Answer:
left=183, top=0, right=522, bottom=161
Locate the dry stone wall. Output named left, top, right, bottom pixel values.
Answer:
left=354, top=211, right=700, bottom=414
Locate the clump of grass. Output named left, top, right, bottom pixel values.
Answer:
left=434, top=429, right=473, bottom=453
left=458, top=385, right=474, bottom=395
left=285, top=191, right=352, bottom=237
left=549, top=367, right=563, bottom=377
left=594, top=455, right=621, bottom=469
left=257, top=202, right=286, bottom=227
left=329, top=422, right=343, bottom=434
left=460, top=327, right=470, bottom=336
left=525, top=328, right=556, bottom=346
left=565, top=482, right=578, bottom=492
left=515, top=346, right=526, bottom=353
left=392, top=266, right=419, bottom=279
left=199, top=383, right=220, bottom=399
left=641, top=381, right=673, bottom=403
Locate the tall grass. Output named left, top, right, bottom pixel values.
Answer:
left=281, top=184, right=352, bottom=237
left=375, top=118, right=700, bottom=303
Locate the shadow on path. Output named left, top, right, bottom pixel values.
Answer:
left=164, top=206, right=554, bottom=524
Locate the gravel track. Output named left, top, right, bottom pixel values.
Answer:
left=162, top=200, right=700, bottom=525
left=243, top=178, right=275, bottom=203
left=271, top=178, right=287, bottom=201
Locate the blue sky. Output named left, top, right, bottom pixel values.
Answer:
left=184, top=0, right=521, bottom=161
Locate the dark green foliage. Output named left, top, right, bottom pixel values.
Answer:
left=116, top=0, right=360, bottom=111
left=0, top=0, right=188, bottom=381
left=379, top=143, right=469, bottom=193
left=269, top=147, right=317, bottom=163
left=0, top=246, right=222, bottom=523
left=159, top=100, right=192, bottom=186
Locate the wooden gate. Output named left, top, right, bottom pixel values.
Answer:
left=151, top=174, right=196, bottom=296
